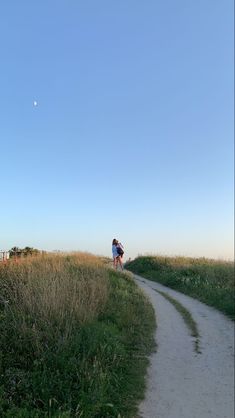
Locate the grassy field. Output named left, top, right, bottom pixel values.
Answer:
left=125, top=255, right=234, bottom=319
left=0, top=254, right=156, bottom=417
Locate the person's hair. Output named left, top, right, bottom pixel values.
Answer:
left=112, top=238, right=118, bottom=245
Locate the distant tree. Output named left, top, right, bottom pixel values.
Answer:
left=9, top=247, right=21, bottom=257
left=23, top=247, right=34, bottom=255
left=9, top=246, right=40, bottom=258
left=22, top=247, right=40, bottom=257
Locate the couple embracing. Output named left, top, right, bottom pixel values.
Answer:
left=112, top=239, right=124, bottom=270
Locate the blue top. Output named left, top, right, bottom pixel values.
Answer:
left=112, top=244, right=119, bottom=258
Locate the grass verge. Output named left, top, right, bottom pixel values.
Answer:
left=125, top=256, right=234, bottom=319
left=155, top=290, right=200, bottom=353
left=0, top=254, right=156, bottom=417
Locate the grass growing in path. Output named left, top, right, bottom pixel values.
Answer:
left=0, top=254, right=156, bottom=417
left=125, top=256, right=235, bottom=319
left=155, top=290, right=200, bottom=353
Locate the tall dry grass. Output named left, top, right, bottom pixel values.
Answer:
left=0, top=253, right=156, bottom=417
left=0, top=253, right=109, bottom=351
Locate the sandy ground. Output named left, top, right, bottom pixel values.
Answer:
left=134, top=274, right=234, bottom=418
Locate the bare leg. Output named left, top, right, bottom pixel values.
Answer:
left=118, top=256, right=123, bottom=270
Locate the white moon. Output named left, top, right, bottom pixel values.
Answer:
left=33, top=101, right=38, bottom=106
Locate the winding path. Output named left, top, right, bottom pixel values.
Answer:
left=134, top=274, right=234, bottom=418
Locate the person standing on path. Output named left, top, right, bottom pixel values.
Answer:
left=112, top=238, right=124, bottom=270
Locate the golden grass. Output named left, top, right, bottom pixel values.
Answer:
left=0, top=253, right=109, bottom=349
left=0, top=253, right=157, bottom=417
left=142, top=254, right=234, bottom=267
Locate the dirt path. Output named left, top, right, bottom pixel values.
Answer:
left=134, top=274, right=234, bottom=418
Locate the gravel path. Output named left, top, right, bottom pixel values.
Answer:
left=134, top=274, right=234, bottom=418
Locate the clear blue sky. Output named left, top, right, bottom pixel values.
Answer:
left=0, top=1, right=234, bottom=260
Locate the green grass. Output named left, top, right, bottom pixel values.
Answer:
left=0, top=254, right=156, bottom=417
left=125, top=255, right=235, bottom=319
left=155, top=290, right=200, bottom=353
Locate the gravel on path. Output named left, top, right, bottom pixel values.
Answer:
left=134, top=274, right=234, bottom=418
